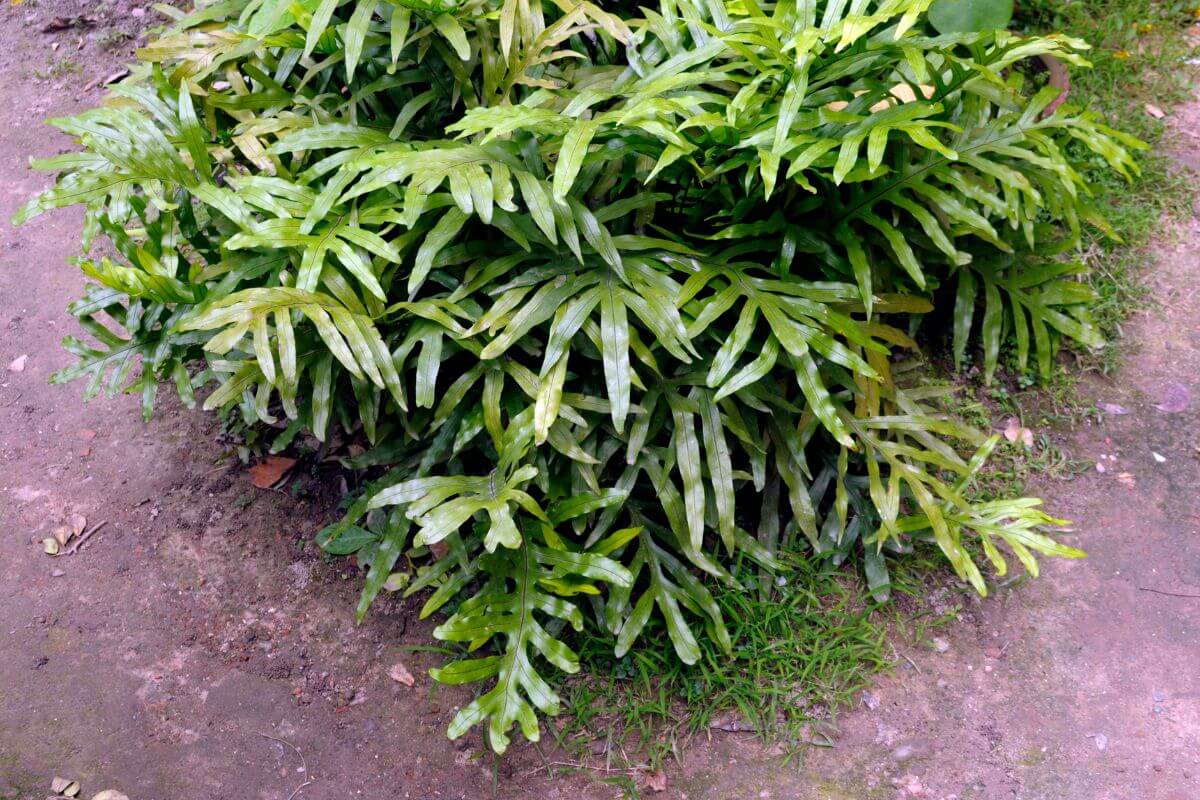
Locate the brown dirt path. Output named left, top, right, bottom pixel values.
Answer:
left=1, top=5, right=1197, bottom=800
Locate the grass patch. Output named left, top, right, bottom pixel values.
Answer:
left=552, top=548, right=963, bottom=770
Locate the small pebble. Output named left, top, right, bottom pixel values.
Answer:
left=50, top=569, right=65, bottom=578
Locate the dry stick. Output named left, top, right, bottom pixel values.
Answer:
left=519, top=759, right=648, bottom=779
left=1138, top=586, right=1200, bottom=599
left=65, top=521, right=107, bottom=555
left=259, top=733, right=313, bottom=800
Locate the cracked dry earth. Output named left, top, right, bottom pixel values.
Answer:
left=1, top=4, right=1198, bottom=799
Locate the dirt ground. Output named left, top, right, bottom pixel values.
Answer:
left=1, top=5, right=1198, bottom=800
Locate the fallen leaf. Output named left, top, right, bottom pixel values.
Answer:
left=1116, top=472, right=1136, bottom=488
left=52, top=526, right=73, bottom=547
left=43, top=538, right=60, bottom=556
left=709, top=714, right=756, bottom=732
left=248, top=456, right=297, bottom=488
left=1096, top=402, right=1128, bottom=415
left=68, top=514, right=86, bottom=537
left=429, top=540, right=450, bottom=560
left=1003, top=418, right=1035, bottom=448
left=91, top=792, right=130, bottom=800
left=51, top=777, right=73, bottom=793
left=64, top=782, right=80, bottom=798
left=643, top=769, right=668, bottom=793
left=1154, top=383, right=1191, bottom=414
left=7, top=354, right=27, bottom=372
left=383, top=571, right=410, bottom=592
left=41, top=15, right=96, bottom=31
left=388, top=662, right=415, bottom=687
left=1144, top=103, right=1165, bottom=119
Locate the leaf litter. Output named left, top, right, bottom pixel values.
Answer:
left=248, top=456, right=297, bottom=489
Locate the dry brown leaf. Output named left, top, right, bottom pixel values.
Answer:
left=1144, top=103, right=1165, bottom=119
left=388, top=662, right=416, bottom=687
left=68, top=514, right=87, bottom=537
left=7, top=354, right=27, bottom=372
left=643, top=769, right=668, bottom=793
left=52, top=526, right=73, bottom=547
left=248, top=456, right=297, bottom=489
left=1003, top=419, right=1034, bottom=448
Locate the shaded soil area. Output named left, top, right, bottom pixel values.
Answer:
left=1, top=4, right=1198, bottom=799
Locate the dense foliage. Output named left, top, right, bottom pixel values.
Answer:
left=19, top=0, right=1142, bottom=753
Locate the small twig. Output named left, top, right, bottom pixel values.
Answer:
left=902, top=653, right=922, bottom=674
left=259, top=733, right=313, bottom=800
left=518, top=759, right=648, bottom=779
left=65, top=521, right=107, bottom=555
left=1138, top=586, right=1200, bottom=599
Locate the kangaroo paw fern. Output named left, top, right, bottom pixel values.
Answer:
left=19, top=0, right=1141, bottom=753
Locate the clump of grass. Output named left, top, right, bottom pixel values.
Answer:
left=34, top=56, right=83, bottom=80
left=552, top=548, right=962, bottom=769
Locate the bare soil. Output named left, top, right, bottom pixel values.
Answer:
left=1, top=5, right=1198, bottom=799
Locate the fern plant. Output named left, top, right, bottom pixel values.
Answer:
left=19, top=0, right=1142, bottom=753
